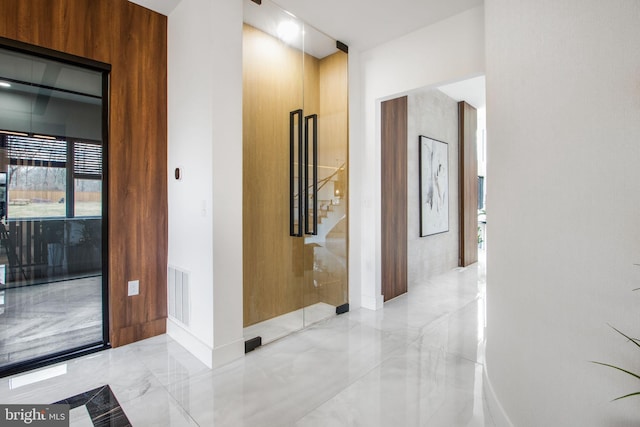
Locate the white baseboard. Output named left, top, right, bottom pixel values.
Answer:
left=483, top=362, right=514, bottom=427
left=212, top=338, right=245, bottom=369
left=361, top=293, right=384, bottom=310
left=166, top=318, right=213, bottom=369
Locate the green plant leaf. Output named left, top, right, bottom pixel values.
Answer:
left=592, top=361, right=640, bottom=382
left=608, top=324, right=640, bottom=350
left=612, top=392, right=640, bottom=401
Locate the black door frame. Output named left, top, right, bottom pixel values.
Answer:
left=0, top=36, right=111, bottom=377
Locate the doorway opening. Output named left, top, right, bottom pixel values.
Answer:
left=242, top=0, right=349, bottom=347
left=437, top=76, right=486, bottom=262
left=0, top=39, right=110, bottom=376
left=380, top=76, right=486, bottom=302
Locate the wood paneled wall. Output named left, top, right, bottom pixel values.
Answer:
left=243, top=25, right=349, bottom=326
left=458, top=101, right=478, bottom=267
left=381, top=96, right=408, bottom=302
left=318, top=52, right=349, bottom=167
left=243, top=24, right=307, bottom=326
left=0, top=0, right=168, bottom=347
left=317, top=51, right=349, bottom=308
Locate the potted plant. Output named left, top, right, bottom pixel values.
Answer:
left=593, top=289, right=640, bottom=401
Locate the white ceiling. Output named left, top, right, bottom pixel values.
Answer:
left=269, top=0, right=483, bottom=52
left=129, top=0, right=483, bottom=52
left=128, top=0, right=181, bottom=15
left=129, top=0, right=486, bottom=104
left=438, top=76, right=486, bottom=110
left=243, top=0, right=339, bottom=59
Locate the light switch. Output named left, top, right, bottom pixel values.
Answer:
left=128, top=280, right=139, bottom=296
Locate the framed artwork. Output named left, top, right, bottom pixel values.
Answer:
left=419, top=135, right=449, bottom=236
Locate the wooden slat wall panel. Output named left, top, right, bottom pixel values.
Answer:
left=242, top=24, right=307, bottom=326
left=458, top=101, right=478, bottom=267
left=0, top=0, right=168, bottom=347
left=243, top=26, right=350, bottom=325
left=316, top=51, right=349, bottom=308
left=381, top=96, right=408, bottom=301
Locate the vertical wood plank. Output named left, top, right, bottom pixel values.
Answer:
left=316, top=51, right=349, bottom=308
left=0, top=0, right=168, bottom=347
left=459, top=101, right=478, bottom=267
left=242, top=25, right=305, bottom=326
left=381, top=96, right=408, bottom=302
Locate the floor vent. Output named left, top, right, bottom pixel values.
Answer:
left=168, top=266, right=190, bottom=327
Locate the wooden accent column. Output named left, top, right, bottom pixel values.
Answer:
left=381, top=96, right=408, bottom=301
left=0, top=0, right=168, bottom=347
left=459, top=101, right=478, bottom=267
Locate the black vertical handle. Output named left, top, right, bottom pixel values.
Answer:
left=290, top=109, right=303, bottom=237
left=304, top=114, right=318, bottom=235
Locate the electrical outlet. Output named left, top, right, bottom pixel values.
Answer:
left=128, top=280, right=139, bottom=296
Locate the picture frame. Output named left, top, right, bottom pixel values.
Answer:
left=419, top=135, right=449, bottom=236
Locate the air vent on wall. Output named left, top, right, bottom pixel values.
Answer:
left=168, top=266, right=190, bottom=327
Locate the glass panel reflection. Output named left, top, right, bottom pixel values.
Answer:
left=0, top=46, right=105, bottom=370
left=243, top=0, right=348, bottom=345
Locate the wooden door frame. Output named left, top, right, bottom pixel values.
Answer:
left=381, top=96, right=408, bottom=301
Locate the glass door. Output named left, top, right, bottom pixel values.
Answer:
left=0, top=45, right=108, bottom=375
left=243, top=0, right=306, bottom=344
left=300, top=26, right=349, bottom=327
left=243, top=0, right=348, bottom=346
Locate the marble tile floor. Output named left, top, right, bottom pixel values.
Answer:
left=0, top=256, right=495, bottom=426
left=56, top=385, right=131, bottom=427
left=243, top=302, right=336, bottom=346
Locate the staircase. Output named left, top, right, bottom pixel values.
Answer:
left=293, top=163, right=346, bottom=246
left=305, top=199, right=345, bottom=245
left=299, top=166, right=348, bottom=300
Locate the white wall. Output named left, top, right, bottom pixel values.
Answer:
left=485, top=0, right=640, bottom=425
left=356, top=6, right=485, bottom=309
left=165, top=1, right=484, bottom=368
left=209, top=0, right=244, bottom=368
left=167, top=0, right=243, bottom=368
left=407, top=89, right=460, bottom=284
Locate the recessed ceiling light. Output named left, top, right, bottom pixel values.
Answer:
left=0, top=81, right=11, bottom=88
left=277, top=20, right=300, bottom=43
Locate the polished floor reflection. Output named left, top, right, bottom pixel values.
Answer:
left=0, top=255, right=493, bottom=426
left=0, top=276, right=103, bottom=368
left=243, top=302, right=336, bottom=345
